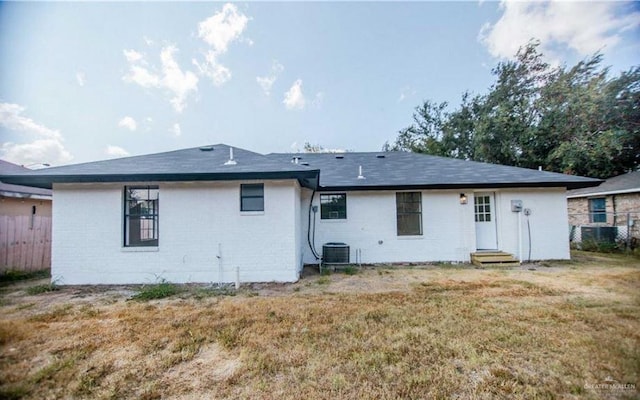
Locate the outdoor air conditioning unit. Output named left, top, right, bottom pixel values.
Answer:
left=322, top=242, right=350, bottom=264
left=581, top=226, right=617, bottom=243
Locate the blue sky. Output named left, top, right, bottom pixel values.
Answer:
left=1, top=1, right=639, bottom=166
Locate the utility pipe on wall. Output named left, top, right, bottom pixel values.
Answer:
left=518, top=212, right=523, bottom=264
left=217, top=243, right=223, bottom=285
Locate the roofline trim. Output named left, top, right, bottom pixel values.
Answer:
left=317, top=181, right=600, bottom=192
left=0, top=191, right=52, bottom=200
left=567, top=187, right=640, bottom=198
left=0, top=170, right=320, bottom=190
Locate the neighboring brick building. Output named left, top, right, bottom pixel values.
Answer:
left=567, top=171, right=640, bottom=241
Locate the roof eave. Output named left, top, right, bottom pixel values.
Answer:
left=318, top=180, right=601, bottom=192
left=567, top=187, right=640, bottom=198
left=0, top=170, right=320, bottom=190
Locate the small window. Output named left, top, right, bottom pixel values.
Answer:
left=124, top=186, right=159, bottom=247
left=396, top=192, right=422, bottom=236
left=589, top=198, right=606, bottom=223
left=474, top=195, right=492, bottom=222
left=241, top=184, right=264, bottom=212
left=320, top=194, right=347, bottom=219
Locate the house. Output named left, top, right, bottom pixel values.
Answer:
left=0, top=144, right=599, bottom=284
left=0, top=160, right=53, bottom=272
left=567, top=170, right=640, bottom=244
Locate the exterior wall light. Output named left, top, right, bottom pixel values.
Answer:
left=459, top=193, right=468, bottom=205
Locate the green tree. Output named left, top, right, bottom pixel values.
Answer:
left=391, top=42, right=639, bottom=178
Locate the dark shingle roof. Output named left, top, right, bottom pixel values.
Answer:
left=268, top=151, right=601, bottom=190
left=0, top=145, right=319, bottom=189
left=0, top=160, right=52, bottom=198
left=0, top=144, right=601, bottom=191
left=567, top=170, right=640, bottom=198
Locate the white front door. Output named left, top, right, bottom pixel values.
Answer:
left=475, top=192, right=498, bottom=250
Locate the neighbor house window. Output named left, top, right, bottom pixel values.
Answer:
left=396, top=192, right=422, bottom=236
left=124, top=186, right=159, bottom=247
left=589, top=198, right=606, bottom=223
left=241, top=184, right=264, bottom=211
left=321, top=194, right=347, bottom=219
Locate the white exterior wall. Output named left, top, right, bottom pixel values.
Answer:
left=52, top=180, right=301, bottom=285
left=301, top=189, right=476, bottom=264
left=301, top=187, right=570, bottom=265
left=494, top=188, right=570, bottom=261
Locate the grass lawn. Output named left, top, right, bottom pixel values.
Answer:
left=0, top=251, right=638, bottom=399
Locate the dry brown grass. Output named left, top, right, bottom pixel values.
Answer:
left=0, top=251, right=639, bottom=399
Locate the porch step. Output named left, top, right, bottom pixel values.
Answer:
left=471, top=251, right=519, bottom=267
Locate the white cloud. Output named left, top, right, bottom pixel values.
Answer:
left=123, top=46, right=198, bottom=113
left=105, top=145, right=129, bottom=158
left=192, top=51, right=231, bottom=86
left=0, top=103, right=61, bottom=139
left=0, top=103, right=72, bottom=165
left=2, top=139, right=73, bottom=166
left=159, top=46, right=199, bottom=112
left=76, top=71, right=86, bottom=87
left=194, top=3, right=249, bottom=86
left=170, top=123, right=181, bottom=137
left=256, top=60, right=284, bottom=96
left=123, top=49, right=144, bottom=64
left=311, top=92, right=324, bottom=108
left=397, top=86, right=416, bottom=103
left=283, top=79, right=306, bottom=110
left=123, top=64, right=160, bottom=88
left=197, top=3, right=249, bottom=54
left=479, top=1, right=640, bottom=60
left=118, top=116, right=137, bottom=131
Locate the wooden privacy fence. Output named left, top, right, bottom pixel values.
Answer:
left=0, top=215, right=51, bottom=273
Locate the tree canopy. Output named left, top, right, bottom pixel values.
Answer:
left=388, top=42, right=640, bottom=179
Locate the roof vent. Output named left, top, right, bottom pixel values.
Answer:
left=300, top=162, right=310, bottom=166
left=199, top=146, right=214, bottom=151
left=335, top=155, right=344, bottom=159
left=376, top=154, right=385, bottom=158
left=292, top=156, right=301, bottom=164
left=357, top=165, right=366, bottom=180
left=224, top=147, right=237, bottom=165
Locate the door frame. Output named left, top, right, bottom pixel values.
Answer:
left=474, top=192, right=498, bottom=250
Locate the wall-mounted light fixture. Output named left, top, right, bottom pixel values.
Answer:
left=459, top=193, right=468, bottom=205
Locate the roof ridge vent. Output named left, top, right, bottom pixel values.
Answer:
left=199, top=146, right=214, bottom=151
left=357, top=165, right=366, bottom=180
left=224, top=147, right=237, bottom=165
left=292, top=156, right=302, bottom=164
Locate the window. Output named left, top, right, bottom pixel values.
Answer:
left=396, top=192, right=422, bottom=236
left=474, top=195, right=492, bottom=222
left=589, top=198, right=606, bottom=223
left=320, top=194, right=347, bottom=219
left=124, top=186, right=159, bottom=247
left=241, top=184, right=264, bottom=212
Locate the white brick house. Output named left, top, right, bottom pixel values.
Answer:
left=1, top=144, right=600, bottom=284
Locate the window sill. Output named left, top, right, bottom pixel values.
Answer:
left=121, top=246, right=159, bottom=252
left=240, top=211, right=265, bottom=216
left=397, top=235, right=424, bottom=240
left=320, top=219, right=348, bottom=223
